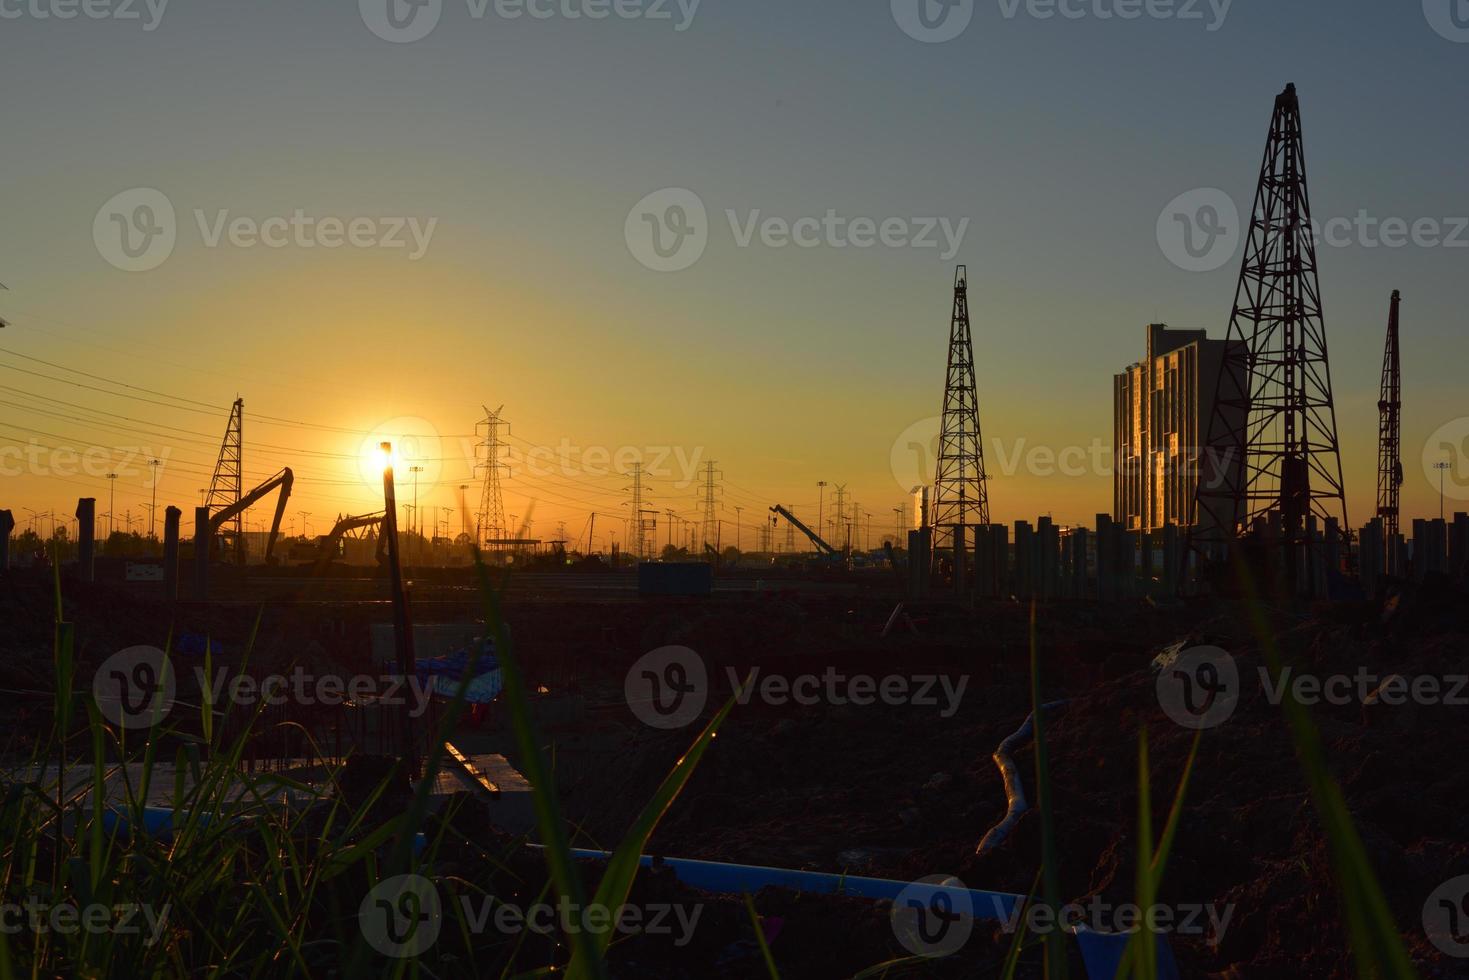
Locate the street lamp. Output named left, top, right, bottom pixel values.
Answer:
left=106, top=473, right=117, bottom=539
left=1434, top=460, right=1452, bottom=522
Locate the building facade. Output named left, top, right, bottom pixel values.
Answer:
left=1113, top=324, right=1231, bottom=532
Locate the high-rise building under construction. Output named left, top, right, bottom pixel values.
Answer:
left=1114, top=324, right=1237, bottom=533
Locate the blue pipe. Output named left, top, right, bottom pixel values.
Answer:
left=560, top=847, right=1023, bottom=920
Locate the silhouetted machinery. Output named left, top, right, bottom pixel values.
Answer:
left=769, top=504, right=844, bottom=564
left=306, top=511, right=386, bottom=572
left=194, top=468, right=293, bottom=598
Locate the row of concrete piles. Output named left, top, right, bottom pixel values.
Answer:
left=1359, top=513, right=1469, bottom=596
left=0, top=497, right=199, bottom=598
left=910, top=514, right=1193, bottom=601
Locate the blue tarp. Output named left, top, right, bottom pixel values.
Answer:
left=413, top=640, right=502, bottom=704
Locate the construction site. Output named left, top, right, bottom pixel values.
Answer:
left=2, top=34, right=1468, bottom=980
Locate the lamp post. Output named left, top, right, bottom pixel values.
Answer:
left=148, top=459, right=161, bottom=545
left=380, top=442, right=418, bottom=778
left=106, top=473, right=117, bottom=540
left=1435, top=460, right=1451, bottom=522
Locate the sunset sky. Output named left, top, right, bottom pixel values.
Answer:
left=1, top=0, right=1466, bottom=548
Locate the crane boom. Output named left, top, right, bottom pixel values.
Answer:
left=769, top=504, right=838, bottom=557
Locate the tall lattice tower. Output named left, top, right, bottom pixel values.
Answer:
left=1376, top=290, right=1404, bottom=543
left=932, top=265, right=991, bottom=560
left=206, top=398, right=244, bottom=564
left=627, top=462, right=654, bottom=560
left=1193, top=83, right=1350, bottom=573
left=699, top=460, right=720, bottom=551
left=475, top=405, right=509, bottom=551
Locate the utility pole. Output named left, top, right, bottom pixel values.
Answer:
left=817, top=482, right=826, bottom=548
left=1436, top=461, right=1451, bottom=521
left=734, top=505, right=742, bottom=552
left=298, top=512, right=311, bottom=539
left=148, top=458, right=161, bottom=543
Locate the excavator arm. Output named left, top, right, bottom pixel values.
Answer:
left=211, top=468, right=293, bottom=564
left=312, top=511, right=385, bottom=570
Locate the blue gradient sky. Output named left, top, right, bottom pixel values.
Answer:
left=0, top=0, right=1465, bottom=543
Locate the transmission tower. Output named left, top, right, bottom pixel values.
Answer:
left=206, top=398, right=244, bottom=564
left=1193, top=83, right=1350, bottom=576
left=475, top=406, right=509, bottom=553
left=932, top=265, right=991, bottom=562
left=699, top=460, right=721, bottom=551
left=1376, top=290, right=1404, bottom=544
left=627, top=462, right=654, bottom=561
